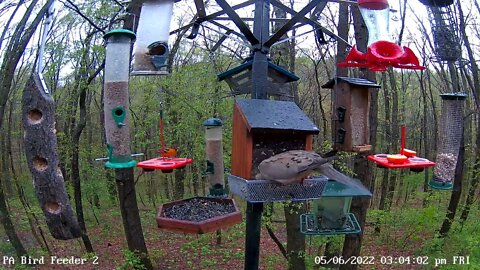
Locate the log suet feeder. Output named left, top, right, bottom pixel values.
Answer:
left=218, top=58, right=299, bottom=98
left=430, top=93, right=467, bottom=190
left=132, top=0, right=174, bottom=75
left=322, top=77, right=380, bottom=153
left=103, top=29, right=137, bottom=169
left=22, top=73, right=82, bottom=240
left=300, top=179, right=371, bottom=235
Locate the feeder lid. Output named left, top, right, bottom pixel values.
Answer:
left=218, top=58, right=299, bottom=82
left=103, top=29, right=136, bottom=41
left=235, top=98, right=319, bottom=133
left=203, top=118, right=223, bottom=127
left=440, top=92, right=468, bottom=100
left=322, top=77, right=381, bottom=89
left=417, top=0, right=454, bottom=7
left=321, top=179, right=372, bottom=198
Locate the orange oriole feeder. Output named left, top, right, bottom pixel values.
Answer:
left=137, top=92, right=192, bottom=173
left=368, top=126, right=435, bottom=172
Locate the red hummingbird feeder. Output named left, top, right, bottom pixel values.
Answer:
left=368, top=126, right=435, bottom=172
left=338, top=0, right=425, bottom=71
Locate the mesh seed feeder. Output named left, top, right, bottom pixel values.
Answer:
left=338, top=0, right=424, bottom=71
left=131, top=0, right=174, bottom=75
left=300, top=179, right=371, bottom=235
left=419, top=0, right=461, bottom=62
left=103, top=29, right=137, bottom=169
left=430, top=93, right=467, bottom=190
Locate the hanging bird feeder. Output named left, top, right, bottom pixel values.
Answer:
left=368, top=126, right=435, bottom=171
left=103, top=29, right=138, bottom=169
left=204, top=118, right=227, bottom=197
left=300, top=179, right=371, bottom=235
left=137, top=90, right=192, bottom=172
left=322, top=77, right=380, bottom=153
left=337, top=0, right=424, bottom=71
left=419, top=0, right=461, bottom=62
left=131, top=0, right=174, bottom=75
left=429, top=93, right=467, bottom=190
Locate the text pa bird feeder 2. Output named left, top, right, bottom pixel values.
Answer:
left=227, top=99, right=327, bottom=203
left=103, top=29, right=137, bottom=169
left=204, top=118, right=226, bottom=196
left=131, top=0, right=174, bottom=75
left=322, top=77, right=380, bottom=153
left=430, top=93, right=467, bottom=190
left=218, top=58, right=299, bottom=98
left=156, top=197, right=242, bottom=234
left=300, top=179, right=371, bottom=235
left=337, top=0, right=424, bottom=71
left=368, top=125, right=435, bottom=171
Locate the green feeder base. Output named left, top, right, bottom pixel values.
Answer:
left=300, top=213, right=361, bottom=236
left=105, top=160, right=137, bottom=169
left=428, top=180, right=453, bottom=190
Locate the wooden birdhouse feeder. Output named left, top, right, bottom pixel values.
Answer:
left=322, top=77, right=380, bottom=152
left=231, top=98, right=319, bottom=180
left=218, top=58, right=299, bottom=97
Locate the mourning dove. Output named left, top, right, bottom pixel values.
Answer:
left=256, top=150, right=353, bottom=185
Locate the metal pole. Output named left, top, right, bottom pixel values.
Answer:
left=245, top=0, right=269, bottom=269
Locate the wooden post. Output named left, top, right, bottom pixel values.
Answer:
left=22, top=73, right=81, bottom=240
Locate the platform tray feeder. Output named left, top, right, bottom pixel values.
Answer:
left=230, top=98, right=327, bottom=202
left=300, top=179, right=372, bottom=235
left=156, top=197, right=242, bottom=234
left=368, top=126, right=435, bottom=172
left=137, top=157, right=192, bottom=173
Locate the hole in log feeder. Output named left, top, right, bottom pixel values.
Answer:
left=33, top=156, right=48, bottom=172
left=45, top=201, right=61, bottom=214
left=28, top=109, right=43, bottom=124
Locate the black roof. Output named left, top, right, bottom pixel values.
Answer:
left=322, top=77, right=381, bottom=89
left=235, top=98, right=320, bottom=133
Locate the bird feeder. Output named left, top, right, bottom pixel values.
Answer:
left=368, top=126, right=436, bottom=171
left=131, top=0, right=174, bottom=75
left=103, top=29, right=137, bottom=169
left=218, top=58, right=299, bottom=97
left=322, top=77, right=380, bottom=153
left=204, top=118, right=226, bottom=196
left=300, top=179, right=372, bottom=235
left=337, top=0, right=424, bottom=71
left=420, top=1, right=461, bottom=62
left=430, top=93, right=467, bottom=190
left=227, top=99, right=327, bottom=202
left=156, top=197, right=242, bottom=234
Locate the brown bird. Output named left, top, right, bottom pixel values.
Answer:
left=158, top=147, right=177, bottom=158
left=256, top=150, right=353, bottom=186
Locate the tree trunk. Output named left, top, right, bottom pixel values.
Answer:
left=284, top=202, right=306, bottom=270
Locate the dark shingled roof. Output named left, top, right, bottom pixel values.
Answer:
left=235, top=98, right=319, bottom=134
left=321, top=77, right=381, bottom=89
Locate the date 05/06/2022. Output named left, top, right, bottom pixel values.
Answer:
left=314, top=255, right=470, bottom=267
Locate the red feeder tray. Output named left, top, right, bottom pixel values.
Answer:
left=368, top=154, right=435, bottom=171
left=156, top=197, right=242, bottom=234
left=137, top=157, right=193, bottom=173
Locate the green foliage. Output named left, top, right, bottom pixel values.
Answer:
left=116, top=250, right=147, bottom=270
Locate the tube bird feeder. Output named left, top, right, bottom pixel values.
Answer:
left=430, top=93, right=467, bottom=190
left=103, top=29, right=137, bottom=169
left=132, top=0, right=174, bottom=75
left=204, top=118, right=226, bottom=196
